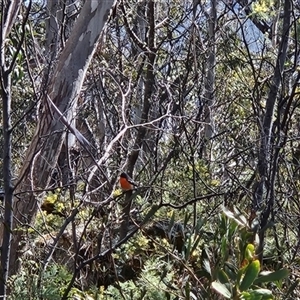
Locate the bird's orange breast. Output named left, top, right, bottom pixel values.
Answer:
left=120, top=177, right=133, bottom=191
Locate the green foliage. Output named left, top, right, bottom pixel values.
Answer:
left=7, top=207, right=294, bottom=300
left=210, top=208, right=289, bottom=300
left=252, top=0, right=276, bottom=20
left=103, top=258, right=176, bottom=300
left=9, top=262, right=72, bottom=300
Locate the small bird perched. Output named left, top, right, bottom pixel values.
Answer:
left=119, top=172, right=137, bottom=191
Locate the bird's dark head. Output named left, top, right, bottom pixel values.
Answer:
left=120, top=172, right=127, bottom=178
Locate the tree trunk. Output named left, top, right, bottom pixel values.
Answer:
left=0, top=1, right=24, bottom=297
left=203, top=0, right=216, bottom=142
left=255, top=0, right=291, bottom=261
left=5, top=0, right=115, bottom=277
left=120, top=0, right=156, bottom=238
left=0, top=67, right=13, bottom=300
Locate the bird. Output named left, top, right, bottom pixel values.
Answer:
left=119, top=172, right=137, bottom=191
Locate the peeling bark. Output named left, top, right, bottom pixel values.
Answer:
left=4, top=0, right=115, bottom=277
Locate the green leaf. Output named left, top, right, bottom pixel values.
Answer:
left=224, top=262, right=237, bottom=281
left=185, top=281, right=190, bottom=300
left=245, top=244, right=255, bottom=261
left=254, top=268, right=289, bottom=285
left=228, top=218, right=238, bottom=237
left=249, top=288, right=273, bottom=296
left=241, top=288, right=273, bottom=300
left=237, top=259, right=250, bottom=284
left=183, top=212, right=192, bottom=228
left=217, top=269, right=230, bottom=284
left=221, top=236, right=228, bottom=260
left=190, top=234, right=202, bottom=255
left=239, top=260, right=260, bottom=291
left=211, top=281, right=232, bottom=299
